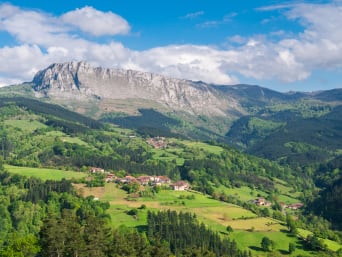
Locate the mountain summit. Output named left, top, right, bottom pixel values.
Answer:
left=32, top=61, right=241, bottom=116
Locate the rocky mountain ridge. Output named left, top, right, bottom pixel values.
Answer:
left=32, top=61, right=241, bottom=116
left=31, top=61, right=342, bottom=121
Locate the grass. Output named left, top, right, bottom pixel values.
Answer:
left=151, top=148, right=184, bottom=165
left=297, top=228, right=342, bottom=252
left=60, top=136, right=89, bottom=146
left=150, top=138, right=225, bottom=166
left=75, top=183, right=341, bottom=255
left=324, top=238, right=342, bottom=251
left=5, top=165, right=87, bottom=181
left=226, top=217, right=284, bottom=232
left=216, top=184, right=299, bottom=205
left=77, top=184, right=253, bottom=229
left=276, top=194, right=299, bottom=204
left=45, top=130, right=89, bottom=146
left=78, top=184, right=273, bottom=237
left=217, top=185, right=267, bottom=202
left=4, top=119, right=47, bottom=132
left=274, top=180, right=301, bottom=199
left=108, top=205, right=148, bottom=227
left=297, top=228, right=313, bottom=238
left=182, top=140, right=224, bottom=155
left=230, top=230, right=312, bottom=256
left=45, top=131, right=65, bottom=137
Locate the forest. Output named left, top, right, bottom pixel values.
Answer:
left=0, top=97, right=341, bottom=256
left=0, top=170, right=258, bottom=257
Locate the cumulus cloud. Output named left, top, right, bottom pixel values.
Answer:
left=0, top=44, right=46, bottom=78
left=130, top=45, right=238, bottom=84
left=0, top=2, right=341, bottom=89
left=284, top=3, right=342, bottom=69
left=61, top=6, right=130, bottom=36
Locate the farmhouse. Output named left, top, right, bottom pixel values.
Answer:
left=287, top=203, right=304, bottom=210
left=114, top=174, right=173, bottom=188
left=146, top=137, right=167, bottom=149
left=253, top=197, right=271, bottom=207
left=153, top=176, right=171, bottom=185
left=105, top=173, right=116, bottom=182
left=136, top=175, right=153, bottom=185
left=89, top=167, right=105, bottom=173
left=115, top=175, right=137, bottom=184
left=171, top=180, right=190, bottom=191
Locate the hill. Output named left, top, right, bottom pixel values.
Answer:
left=0, top=96, right=341, bottom=256
left=250, top=106, right=341, bottom=163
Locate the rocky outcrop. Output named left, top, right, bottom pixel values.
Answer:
left=32, top=61, right=242, bottom=116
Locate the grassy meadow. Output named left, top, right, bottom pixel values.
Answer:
left=2, top=163, right=340, bottom=255
left=4, top=119, right=47, bottom=132
left=151, top=139, right=225, bottom=166
left=4, top=165, right=87, bottom=181
left=75, top=183, right=341, bottom=256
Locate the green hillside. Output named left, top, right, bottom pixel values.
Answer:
left=249, top=105, right=342, bottom=165
left=0, top=96, right=341, bottom=256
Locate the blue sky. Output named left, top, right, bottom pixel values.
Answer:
left=0, top=0, right=341, bottom=92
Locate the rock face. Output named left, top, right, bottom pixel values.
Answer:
left=32, top=61, right=241, bottom=116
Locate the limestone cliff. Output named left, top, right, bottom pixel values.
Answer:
left=32, top=61, right=241, bottom=116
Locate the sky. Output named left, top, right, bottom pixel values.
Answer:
left=0, top=0, right=341, bottom=92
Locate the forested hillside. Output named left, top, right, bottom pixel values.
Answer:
left=0, top=96, right=341, bottom=256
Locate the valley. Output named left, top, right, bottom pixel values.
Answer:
left=0, top=63, right=341, bottom=256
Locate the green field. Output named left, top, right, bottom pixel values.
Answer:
left=324, top=238, right=342, bottom=252
left=230, top=230, right=312, bottom=256
left=151, top=139, right=225, bottom=166
left=216, top=184, right=299, bottom=205
left=3, top=159, right=338, bottom=256
left=151, top=148, right=185, bottom=165
left=60, top=136, right=89, bottom=146
left=182, top=140, right=224, bottom=155
left=217, top=185, right=267, bottom=202
left=77, top=183, right=341, bottom=255
left=4, top=119, right=47, bottom=132
left=5, top=165, right=87, bottom=181
left=274, top=179, right=302, bottom=199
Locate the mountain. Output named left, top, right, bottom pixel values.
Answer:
left=32, top=61, right=242, bottom=117
left=1, top=61, right=341, bottom=166
left=247, top=105, right=342, bottom=165
left=31, top=61, right=341, bottom=116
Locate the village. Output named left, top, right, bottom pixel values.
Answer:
left=251, top=196, right=304, bottom=210
left=89, top=166, right=190, bottom=191
left=89, top=167, right=303, bottom=211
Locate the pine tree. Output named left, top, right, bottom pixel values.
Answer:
left=83, top=215, right=112, bottom=257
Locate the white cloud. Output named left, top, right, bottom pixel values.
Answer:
left=182, top=11, right=204, bottom=19
left=197, top=12, right=236, bottom=28
left=0, top=2, right=341, bottom=90
left=61, top=6, right=130, bottom=36
left=284, top=3, right=342, bottom=70
left=130, top=45, right=238, bottom=84
left=0, top=44, right=46, bottom=80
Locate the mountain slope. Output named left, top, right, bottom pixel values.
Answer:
left=247, top=106, right=342, bottom=165
left=32, top=61, right=242, bottom=117
left=1, top=61, right=341, bottom=166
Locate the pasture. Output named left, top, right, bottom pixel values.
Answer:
left=181, top=140, right=224, bottom=155
left=74, top=183, right=341, bottom=255
left=5, top=165, right=87, bottom=181
left=217, top=185, right=267, bottom=202
left=4, top=119, right=47, bottom=132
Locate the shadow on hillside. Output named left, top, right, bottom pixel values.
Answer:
left=279, top=249, right=289, bottom=255
left=280, top=229, right=296, bottom=238
left=136, top=225, right=148, bottom=233
left=249, top=246, right=264, bottom=252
